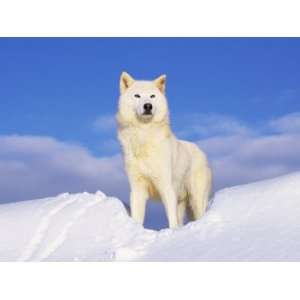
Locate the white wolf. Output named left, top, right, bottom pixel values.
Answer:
left=117, top=72, right=212, bottom=228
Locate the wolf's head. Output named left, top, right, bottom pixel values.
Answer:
left=117, top=72, right=169, bottom=126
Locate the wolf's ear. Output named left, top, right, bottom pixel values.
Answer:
left=154, top=74, right=166, bottom=94
left=120, top=72, right=135, bottom=94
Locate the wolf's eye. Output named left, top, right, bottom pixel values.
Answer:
left=150, top=94, right=156, bottom=98
left=134, top=94, right=141, bottom=98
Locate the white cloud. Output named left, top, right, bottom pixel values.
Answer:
left=269, top=112, right=300, bottom=133
left=93, top=114, right=116, bottom=132
left=0, top=135, right=128, bottom=204
left=196, top=114, right=300, bottom=190
left=177, top=113, right=251, bottom=138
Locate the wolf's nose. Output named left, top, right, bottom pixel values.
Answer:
left=143, top=103, right=153, bottom=112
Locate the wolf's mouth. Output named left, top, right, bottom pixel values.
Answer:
left=142, top=111, right=153, bottom=116
left=137, top=111, right=153, bottom=122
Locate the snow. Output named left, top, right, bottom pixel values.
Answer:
left=0, top=172, right=300, bottom=261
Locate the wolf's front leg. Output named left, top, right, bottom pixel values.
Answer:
left=159, top=186, right=178, bottom=228
left=130, top=184, right=148, bottom=225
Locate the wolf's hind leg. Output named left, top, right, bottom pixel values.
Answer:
left=177, top=200, right=186, bottom=226
left=188, top=166, right=212, bottom=221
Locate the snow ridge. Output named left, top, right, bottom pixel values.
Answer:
left=0, top=172, right=300, bottom=261
left=18, top=193, right=80, bottom=261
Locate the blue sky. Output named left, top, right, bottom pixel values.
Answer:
left=1, top=38, right=300, bottom=154
left=1, top=38, right=300, bottom=229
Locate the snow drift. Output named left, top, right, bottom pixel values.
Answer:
left=0, top=172, right=300, bottom=261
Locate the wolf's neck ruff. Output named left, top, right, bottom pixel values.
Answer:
left=118, top=121, right=172, bottom=159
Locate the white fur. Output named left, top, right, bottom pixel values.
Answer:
left=117, top=72, right=212, bottom=228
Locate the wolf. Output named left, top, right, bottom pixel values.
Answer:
left=116, top=72, right=212, bottom=228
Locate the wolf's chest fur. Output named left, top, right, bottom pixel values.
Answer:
left=119, top=126, right=171, bottom=200
left=129, top=131, right=156, bottom=160
left=123, top=126, right=168, bottom=159
left=119, top=125, right=171, bottom=175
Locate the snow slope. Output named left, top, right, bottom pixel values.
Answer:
left=0, top=172, right=300, bottom=261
